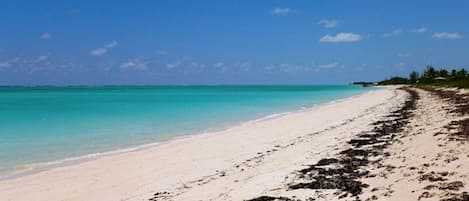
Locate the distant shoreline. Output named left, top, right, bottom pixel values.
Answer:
left=0, top=84, right=363, bottom=88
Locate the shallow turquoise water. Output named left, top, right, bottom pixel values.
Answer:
left=0, top=85, right=370, bottom=175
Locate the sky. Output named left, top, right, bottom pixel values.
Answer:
left=0, top=0, right=468, bottom=85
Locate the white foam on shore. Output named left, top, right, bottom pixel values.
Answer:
left=0, top=141, right=165, bottom=180
left=0, top=87, right=379, bottom=180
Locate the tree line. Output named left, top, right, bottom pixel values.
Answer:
left=378, top=66, right=469, bottom=88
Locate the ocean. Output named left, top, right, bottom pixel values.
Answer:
left=0, top=85, right=371, bottom=177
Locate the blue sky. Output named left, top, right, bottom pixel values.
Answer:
left=0, top=0, right=468, bottom=85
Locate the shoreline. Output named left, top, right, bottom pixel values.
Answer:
left=0, top=87, right=399, bottom=201
left=0, top=87, right=375, bottom=181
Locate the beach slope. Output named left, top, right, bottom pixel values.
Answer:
left=0, top=87, right=418, bottom=201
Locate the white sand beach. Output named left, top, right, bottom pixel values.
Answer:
left=1, top=86, right=468, bottom=201
left=0, top=88, right=398, bottom=201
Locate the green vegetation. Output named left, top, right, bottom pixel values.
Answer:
left=351, top=82, right=376, bottom=87
left=378, top=77, right=411, bottom=85
left=379, top=66, right=469, bottom=88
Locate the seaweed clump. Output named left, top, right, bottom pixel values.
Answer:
left=283, top=88, right=419, bottom=199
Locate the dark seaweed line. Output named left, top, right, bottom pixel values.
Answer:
left=247, top=87, right=419, bottom=201
left=418, top=87, right=469, bottom=201
left=419, top=86, right=469, bottom=142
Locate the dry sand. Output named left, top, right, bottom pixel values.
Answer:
left=1, top=86, right=467, bottom=201
left=358, top=88, right=469, bottom=201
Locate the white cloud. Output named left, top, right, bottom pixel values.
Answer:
left=36, top=55, right=48, bottom=62
left=120, top=62, right=135, bottom=69
left=383, top=28, right=403, bottom=37
left=264, top=65, right=275, bottom=71
left=271, top=8, right=291, bottom=15
left=90, top=48, right=107, bottom=56
left=411, top=27, right=428, bottom=33
left=166, top=61, right=182, bottom=69
left=318, top=20, right=340, bottom=28
left=234, top=62, right=252, bottom=72
left=40, top=33, right=51, bottom=40
left=0, top=61, right=11, bottom=70
left=184, top=62, right=206, bottom=73
left=0, top=57, right=22, bottom=70
left=213, top=62, right=225, bottom=68
left=120, top=58, right=149, bottom=71
left=319, top=33, right=362, bottom=42
left=30, top=55, right=48, bottom=65
left=90, top=41, right=118, bottom=56
left=432, top=32, right=462, bottom=39
left=27, top=55, right=51, bottom=73
left=106, top=41, right=118, bottom=48
left=319, top=62, right=338, bottom=69
left=280, top=64, right=301, bottom=72
left=189, top=62, right=205, bottom=69
left=213, top=62, right=228, bottom=72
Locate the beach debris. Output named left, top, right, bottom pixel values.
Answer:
left=246, top=88, right=419, bottom=200
left=419, top=172, right=448, bottom=182
left=420, top=87, right=469, bottom=115
left=439, top=181, right=465, bottom=191
left=254, top=87, right=419, bottom=200
left=420, top=87, right=469, bottom=142
left=439, top=191, right=469, bottom=201
left=418, top=191, right=435, bottom=200
left=248, top=87, right=469, bottom=201
left=246, top=196, right=299, bottom=201
left=415, top=87, right=469, bottom=201
left=149, top=191, right=171, bottom=201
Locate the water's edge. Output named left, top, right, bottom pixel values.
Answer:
left=0, top=87, right=380, bottom=180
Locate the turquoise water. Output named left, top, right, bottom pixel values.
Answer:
left=0, top=85, right=370, bottom=176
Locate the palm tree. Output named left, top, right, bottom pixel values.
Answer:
left=409, top=71, right=419, bottom=84
left=421, top=66, right=436, bottom=83
left=439, top=69, right=449, bottom=78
